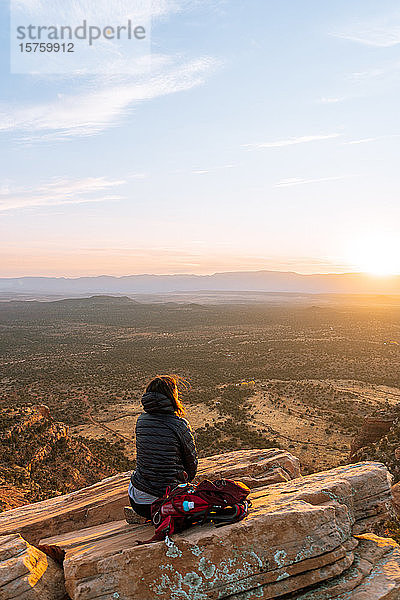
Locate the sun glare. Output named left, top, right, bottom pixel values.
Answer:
left=348, top=235, right=400, bottom=277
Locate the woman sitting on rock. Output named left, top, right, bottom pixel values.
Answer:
left=129, top=375, right=198, bottom=519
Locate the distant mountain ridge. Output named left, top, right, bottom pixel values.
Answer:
left=1, top=270, right=400, bottom=295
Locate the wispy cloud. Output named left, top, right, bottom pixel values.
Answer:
left=274, top=175, right=347, bottom=188
left=333, top=16, right=400, bottom=47
left=349, top=60, right=400, bottom=82
left=127, top=172, right=148, bottom=179
left=346, top=138, right=379, bottom=145
left=192, top=164, right=235, bottom=175
left=336, top=32, right=400, bottom=48
left=344, top=134, right=400, bottom=145
left=12, top=0, right=182, bottom=25
left=318, top=97, right=344, bottom=104
left=2, top=0, right=220, bottom=141
left=243, top=133, right=341, bottom=150
left=0, top=177, right=126, bottom=211
left=0, top=56, right=218, bottom=141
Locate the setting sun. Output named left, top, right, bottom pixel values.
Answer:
left=348, top=234, right=400, bottom=277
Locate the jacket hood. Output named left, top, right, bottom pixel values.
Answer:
left=141, top=391, right=175, bottom=414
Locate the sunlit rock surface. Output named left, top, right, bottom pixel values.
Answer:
left=0, top=451, right=398, bottom=600
left=0, top=448, right=300, bottom=545
left=197, top=448, right=301, bottom=487
left=0, top=533, right=66, bottom=600
left=43, top=462, right=392, bottom=599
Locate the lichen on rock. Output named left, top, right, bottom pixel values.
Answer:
left=0, top=450, right=399, bottom=600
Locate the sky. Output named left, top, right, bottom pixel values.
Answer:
left=1, top=0, right=400, bottom=277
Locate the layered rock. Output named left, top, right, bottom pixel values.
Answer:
left=0, top=448, right=300, bottom=545
left=352, top=416, right=400, bottom=484
left=0, top=405, right=118, bottom=511
left=0, top=533, right=66, bottom=599
left=195, top=447, right=301, bottom=486
left=52, top=509, right=356, bottom=600
left=0, top=471, right=131, bottom=547
left=391, top=481, right=400, bottom=518
left=254, top=461, right=393, bottom=535
left=37, top=461, right=393, bottom=600
left=351, top=413, right=395, bottom=456
left=270, top=533, right=400, bottom=600
left=0, top=451, right=397, bottom=600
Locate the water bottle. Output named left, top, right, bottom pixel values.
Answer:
left=182, top=500, right=195, bottom=512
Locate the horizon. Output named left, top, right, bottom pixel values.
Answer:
left=2, top=1, right=400, bottom=277
left=2, top=268, right=400, bottom=280
left=2, top=268, right=400, bottom=298
left=3, top=2, right=400, bottom=585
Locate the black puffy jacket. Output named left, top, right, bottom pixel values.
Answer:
left=131, top=391, right=198, bottom=497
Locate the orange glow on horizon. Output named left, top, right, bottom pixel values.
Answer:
left=346, top=233, right=400, bottom=278
left=0, top=247, right=351, bottom=278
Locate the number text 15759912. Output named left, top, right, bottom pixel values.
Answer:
left=19, top=43, right=74, bottom=52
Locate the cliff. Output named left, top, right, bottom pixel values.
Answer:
left=350, top=412, right=395, bottom=456
left=0, top=405, right=118, bottom=509
left=0, top=448, right=300, bottom=545
left=351, top=406, right=400, bottom=483
left=0, top=448, right=399, bottom=599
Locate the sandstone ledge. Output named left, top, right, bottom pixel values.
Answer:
left=293, top=533, right=400, bottom=600
left=0, top=452, right=397, bottom=600
left=37, top=461, right=393, bottom=600
left=0, top=448, right=300, bottom=545
left=0, top=533, right=66, bottom=600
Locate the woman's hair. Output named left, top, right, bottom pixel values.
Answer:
left=145, top=375, right=189, bottom=417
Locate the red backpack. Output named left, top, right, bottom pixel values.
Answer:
left=138, top=479, right=251, bottom=545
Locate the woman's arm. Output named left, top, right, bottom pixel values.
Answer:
left=178, top=419, right=198, bottom=481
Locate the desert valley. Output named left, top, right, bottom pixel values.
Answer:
left=1, top=292, right=400, bottom=507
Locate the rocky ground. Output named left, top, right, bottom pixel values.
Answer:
left=351, top=404, right=400, bottom=483
left=2, top=376, right=400, bottom=513
left=1, top=448, right=400, bottom=599
left=0, top=405, right=130, bottom=509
